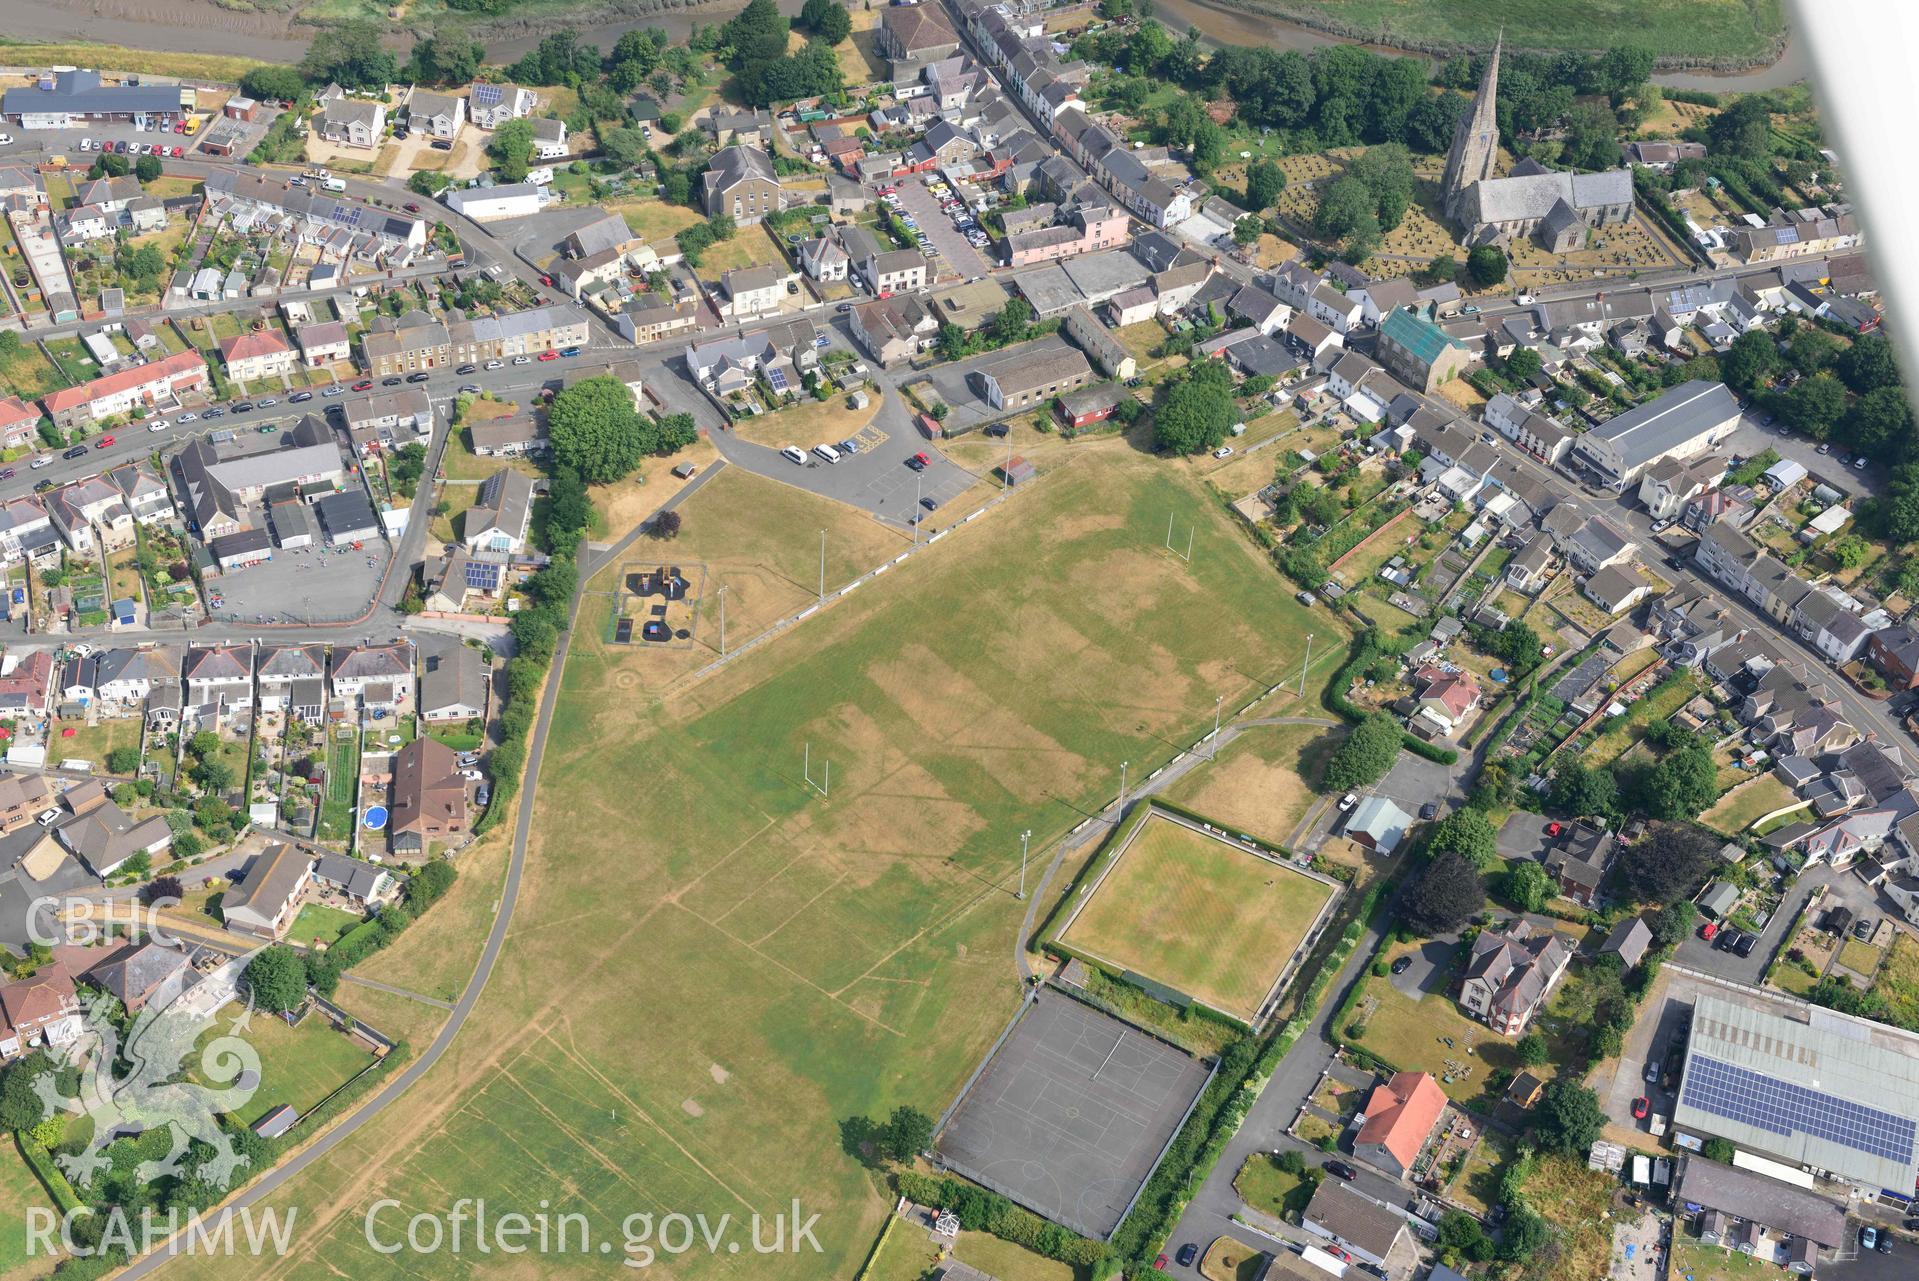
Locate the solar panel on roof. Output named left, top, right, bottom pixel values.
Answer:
left=464, top=561, right=501, bottom=590
left=765, top=367, right=789, bottom=392
left=1681, top=1055, right=1917, bottom=1165
left=471, top=84, right=502, bottom=105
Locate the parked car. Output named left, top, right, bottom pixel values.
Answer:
left=406, top=371, right=431, bottom=383
left=1323, top=1161, right=1357, bottom=1181
left=93, top=436, right=115, bottom=449
left=1419, top=802, right=1439, bottom=820
left=780, top=445, right=806, bottom=465
left=1862, top=1226, right=1879, bottom=1252
left=457, top=364, right=478, bottom=375
left=1390, top=956, right=1412, bottom=975
left=512, top=355, right=532, bottom=365
left=1175, top=1245, right=1197, bottom=1268
left=906, top=452, right=929, bottom=471
left=256, top=398, right=277, bottom=408
left=352, top=379, right=374, bottom=391
left=1632, top=1096, right=1650, bottom=1120
left=537, top=350, right=559, bottom=362
left=62, top=445, right=87, bottom=460
left=1734, top=933, right=1757, bottom=958
left=146, top=420, right=169, bottom=432
left=382, top=376, right=404, bottom=387
left=485, top=359, right=504, bottom=370
left=1854, top=917, right=1876, bottom=941
left=289, top=391, right=313, bottom=402
left=231, top=402, right=253, bottom=413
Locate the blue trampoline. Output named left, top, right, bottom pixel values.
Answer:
left=362, top=805, right=389, bottom=831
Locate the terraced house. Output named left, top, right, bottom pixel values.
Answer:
left=447, top=307, right=589, bottom=365
left=42, top=351, right=207, bottom=429
left=362, top=310, right=452, bottom=377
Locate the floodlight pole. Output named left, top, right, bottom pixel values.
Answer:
left=717, top=584, right=728, bottom=656
left=1018, top=829, right=1031, bottom=899
left=818, top=528, right=826, bottom=602
left=1117, top=760, right=1129, bottom=818
left=914, top=471, right=923, bottom=543
left=1003, top=436, right=1014, bottom=490
left=1301, top=632, right=1314, bottom=695
left=1166, top=511, right=1174, bottom=550
left=1211, top=695, right=1223, bottom=760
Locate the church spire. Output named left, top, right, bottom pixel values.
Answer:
left=1440, top=31, right=1504, bottom=223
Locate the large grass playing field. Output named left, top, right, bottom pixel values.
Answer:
left=1159, top=720, right=1344, bottom=848
left=1060, top=812, right=1336, bottom=1021
left=159, top=449, right=1340, bottom=1281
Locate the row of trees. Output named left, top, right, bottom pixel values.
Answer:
left=724, top=0, right=850, bottom=109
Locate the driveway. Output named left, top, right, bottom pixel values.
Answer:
left=1387, top=935, right=1457, bottom=1001
left=1374, top=749, right=1462, bottom=816
left=893, top=177, right=991, bottom=281
left=1496, top=811, right=1560, bottom=862
left=1670, top=862, right=1840, bottom=986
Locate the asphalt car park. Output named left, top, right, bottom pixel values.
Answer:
left=207, top=538, right=389, bottom=624
left=891, top=178, right=991, bottom=279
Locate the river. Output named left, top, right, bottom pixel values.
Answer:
left=0, top=0, right=1808, bottom=90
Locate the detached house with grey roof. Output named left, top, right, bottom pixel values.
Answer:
left=319, top=96, right=386, bottom=150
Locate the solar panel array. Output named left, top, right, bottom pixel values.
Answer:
left=464, top=560, right=502, bottom=591
left=1777, top=225, right=1800, bottom=244
left=471, top=84, right=503, bottom=107
left=765, top=367, right=790, bottom=392
left=1682, top=1055, right=1917, bottom=1165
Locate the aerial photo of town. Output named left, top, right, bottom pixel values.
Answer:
left=0, top=0, right=1916, bottom=1279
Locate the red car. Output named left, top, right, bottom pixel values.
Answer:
left=908, top=452, right=930, bottom=470
left=539, top=274, right=553, bottom=286
left=170, top=145, right=183, bottom=158
left=1699, top=921, right=1718, bottom=941
left=1546, top=820, right=1562, bottom=837
left=1633, top=1096, right=1650, bottom=1120
left=404, top=201, right=421, bottom=213
left=95, top=435, right=115, bottom=449
left=538, top=349, right=559, bottom=361
left=351, top=379, right=374, bottom=391
left=173, top=121, right=186, bottom=133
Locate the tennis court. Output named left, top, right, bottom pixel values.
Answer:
left=934, top=994, right=1213, bottom=1239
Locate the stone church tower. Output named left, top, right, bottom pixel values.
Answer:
left=1441, top=33, right=1502, bottom=222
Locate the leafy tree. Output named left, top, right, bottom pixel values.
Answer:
left=1707, top=94, right=1773, bottom=159
left=192, top=756, right=234, bottom=795
left=1786, top=326, right=1841, bottom=375
left=1537, top=1079, right=1606, bottom=1156
left=1323, top=713, right=1402, bottom=792
left=1702, top=1137, right=1736, bottom=1163
left=300, top=21, right=397, bottom=90
left=488, top=118, right=536, bottom=184
left=1504, top=346, right=1543, bottom=381
left=1515, top=1032, right=1549, bottom=1068
left=1650, top=900, right=1696, bottom=949
left=1548, top=763, right=1619, bottom=820
left=800, top=0, right=853, bottom=44
left=246, top=946, right=308, bottom=1013
left=142, top=875, right=185, bottom=906
left=1782, top=371, right=1849, bottom=441
left=1244, top=159, right=1286, bottom=211
left=1428, top=808, right=1498, bottom=870
left=880, top=1105, right=934, bottom=1162
left=600, top=125, right=650, bottom=169
left=1837, top=331, right=1901, bottom=395
left=1151, top=359, right=1236, bottom=454
left=1499, top=1207, right=1551, bottom=1261
left=407, top=34, right=484, bottom=86
left=1401, top=850, right=1484, bottom=936
left=239, top=65, right=308, bottom=104
left=1232, top=215, right=1262, bottom=247
left=1467, top=244, right=1507, bottom=287
left=1625, top=742, right=1719, bottom=820
left=549, top=376, right=648, bottom=484
left=652, top=509, right=683, bottom=539
left=1828, top=533, right=1870, bottom=569
left=134, top=153, right=162, bottom=183
left=106, top=745, right=141, bottom=775
left=1501, top=860, right=1554, bottom=913
left=1616, top=822, right=1718, bottom=902
left=1842, top=386, right=1911, bottom=456
left=1403, top=90, right=1467, bottom=153
left=0, top=1054, right=53, bottom=1131
left=726, top=0, right=792, bottom=66
left=1718, top=328, right=1779, bottom=396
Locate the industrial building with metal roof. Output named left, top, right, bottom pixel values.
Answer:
left=1674, top=990, right=1919, bottom=1196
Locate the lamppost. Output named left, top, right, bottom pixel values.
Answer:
left=1018, top=830, right=1030, bottom=900
left=717, top=584, right=728, bottom=656
left=1211, top=694, right=1223, bottom=759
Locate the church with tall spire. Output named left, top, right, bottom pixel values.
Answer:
left=1440, top=31, right=1502, bottom=222
left=1438, top=33, right=1634, bottom=252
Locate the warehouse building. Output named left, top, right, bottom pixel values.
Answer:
left=1570, top=380, right=1740, bottom=485
left=1674, top=990, right=1919, bottom=1201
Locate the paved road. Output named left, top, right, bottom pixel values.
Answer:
left=114, top=460, right=715, bottom=1278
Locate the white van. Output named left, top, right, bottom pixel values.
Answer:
left=780, top=445, right=807, bottom=465
left=322, top=177, right=348, bottom=193
left=813, top=443, right=842, bottom=464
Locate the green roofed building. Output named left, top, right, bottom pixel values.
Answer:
left=1376, top=307, right=1474, bottom=393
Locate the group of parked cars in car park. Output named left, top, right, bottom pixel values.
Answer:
left=79, top=137, right=185, bottom=158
